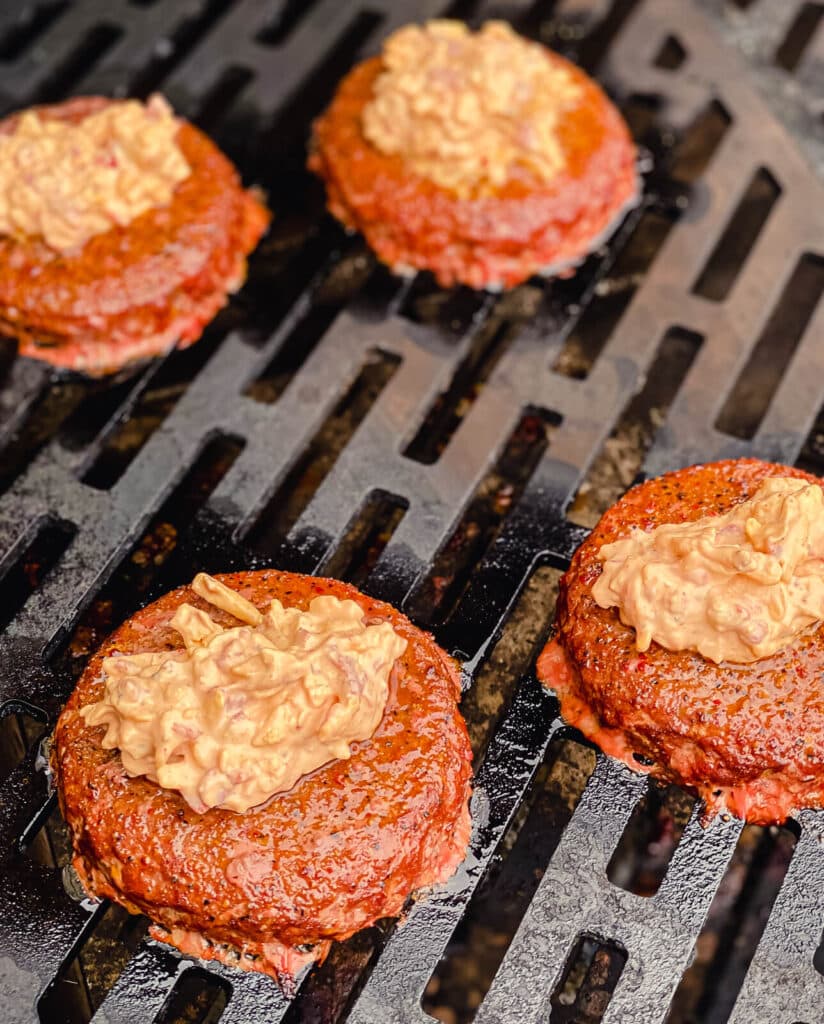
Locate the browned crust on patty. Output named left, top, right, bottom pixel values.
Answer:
left=309, top=53, right=638, bottom=289
left=53, top=570, right=473, bottom=977
left=0, top=97, right=270, bottom=375
left=538, top=459, right=824, bottom=824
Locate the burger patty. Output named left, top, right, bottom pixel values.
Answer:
left=53, top=571, right=473, bottom=983
left=538, top=459, right=824, bottom=825
left=0, top=97, right=270, bottom=376
left=308, top=56, right=638, bottom=290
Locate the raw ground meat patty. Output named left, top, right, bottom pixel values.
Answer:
left=53, top=571, right=473, bottom=984
left=538, top=459, right=824, bottom=825
left=308, top=53, right=638, bottom=290
left=0, top=97, right=270, bottom=376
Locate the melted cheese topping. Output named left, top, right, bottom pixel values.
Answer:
left=0, top=94, right=190, bottom=252
left=361, top=20, right=581, bottom=197
left=592, top=476, right=824, bottom=663
left=81, top=574, right=407, bottom=812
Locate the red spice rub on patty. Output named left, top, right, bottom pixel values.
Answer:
left=0, top=96, right=269, bottom=376
left=53, top=571, right=473, bottom=985
left=538, top=459, right=824, bottom=825
left=309, top=24, right=638, bottom=290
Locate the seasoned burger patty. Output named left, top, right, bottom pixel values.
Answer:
left=0, top=97, right=269, bottom=376
left=538, top=459, right=824, bottom=824
left=309, top=55, right=638, bottom=290
left=53, top=571, right=473, bottom=981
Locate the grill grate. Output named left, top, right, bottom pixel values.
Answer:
left=0, top=2, right=822, bottom=1023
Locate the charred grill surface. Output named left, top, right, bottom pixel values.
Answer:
left=0, top=2, right=822, bottom=1024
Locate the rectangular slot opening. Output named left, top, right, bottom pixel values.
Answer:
left=461, top=565, right=562, bottom=764
left=321, top=491, right=408, bottom=590
left=243, top=255, right=376, bottom=405
left=246, top=348, right=401, bottom=557
left=256, top=0, right=323, bottom=45
left=407, top=408, right=561, bottom=629
left=37, top=904, right=149, bottom=1024
left=256, top=10, right=382, bottom=179
left=795, top=399, right=824, bottom=474
left=51, top=435, right=244, bottom=684
left=0, top=2, right=68, bottom=61
left=574, top=0, right=642, bottom=71
left=664, top=822, right=798, bottom=1023
left=654, top=34, right=687, bottom=70
left=0, top=518, right=76, bottom=633
left=281, top=928, right=382, bottom=1024
left=129, top=0, right=234, bottom=98
left=774, top=3, right=824, bottom=71
left=404, top=285, right=543, bottom=463
left=715, top=253, right=824, bottom=440
left=550, top=934, right=628, bottom=1023
left=552, top=210, right=678, bottom=380
left=670, top=99, right=732, bottom=184
left=33, top=24, right=123, bottom=103
left=58, top=368, right=156, bottom=458
left=0, top=711, right=46, bottom=787
left=423, top=737, right=597, bottom=1024
left=242, top=229, right=368, bottom=352
left=153, top=966, right=229, bottom=1024
left=0, top=377, right=89, bottom=499
left=606, top=780, right=696, bottom=897
left=692, top=167, right=781, bottom=302
left=25, top=795, right=73, bottom=870
left=622, top=93, right=664, bottom=146
left=0, top=335, right=19, bottom=386
left=567, top=326, right=703, bottom=527
left=398, top=275, right=492, bottom=337
left=80, top=327, right=231, bottom=491
left=195, top=65, right=255, bottom=133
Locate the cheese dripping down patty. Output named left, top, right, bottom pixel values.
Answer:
left=81, top=573, right=407, bottom=812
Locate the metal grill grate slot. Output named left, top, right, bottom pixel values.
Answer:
left=691, top=166, right=782, bottom=302
left=549, top=934, right=628, bottom=1024
left=605, top=782, right=696, bottom=898
left=773, top=2, right=824, bottom=70
left=665, top=822, right=800, bottom=1024
left=423, top=736, right=597, bottom=1024
left=153, top=966, right=230, bottom=1024
left=567, top=325, right=703, bottom=528
left=653, top=34, right=687, bottom=70
left=0, top=520, right=77, bottom=635
left=320, top=489, right=409, bottom=588
left=0, top=3, right=70, bottom=63
left=715, top=252, right=824, bottom=441
left=551, top=207, right=679, bottom=381
left=247, top=349, right=401, bottom=558
left=0, top=712, right=46, bottom=787
left=34, top=22, right=124, bottom=103
left=37, top=904, right=149, bottom=1024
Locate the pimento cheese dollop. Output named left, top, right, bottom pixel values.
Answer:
left=361, top=20, right=581, bottom=197
left=0, top=94, right=190, bottom=252
left=592, top=476, right=824, bottom=664
left=81, top=573, right=407, bottom=813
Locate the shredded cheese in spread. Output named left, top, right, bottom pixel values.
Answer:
left=592, top=476, right=824, bottom=664
left=0, top=94, right=190, bottom=252
left=361, top=20, right=581, bottom=197
left=81, top=574, right=407, bottom=812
